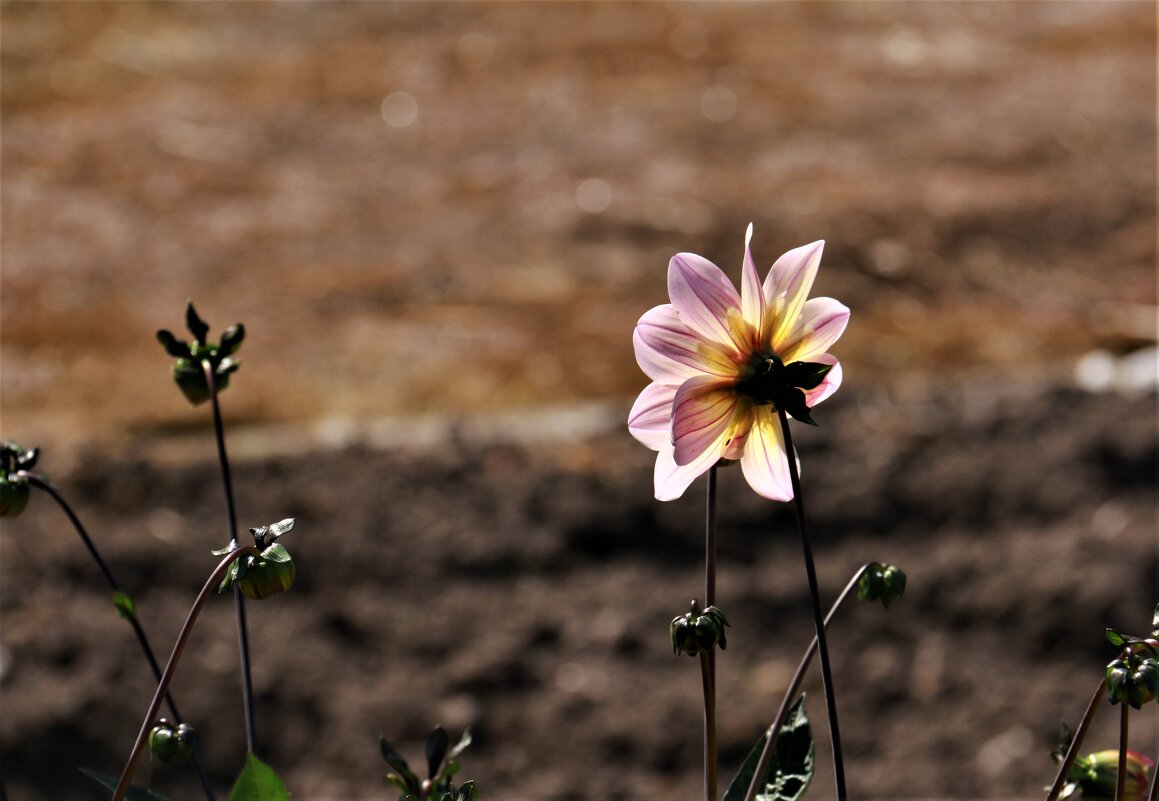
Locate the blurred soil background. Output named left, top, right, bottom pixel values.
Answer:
left=1, top=2, right=1156, bottom=799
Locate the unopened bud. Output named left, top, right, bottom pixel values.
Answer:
left=1073, top=749, right=1154, bottom=801
left=857, top=563, right=907, bottom=609
left=234, top=544, right=296, bottom=601
left=1105, top=656, right=1158, bottom=708
left=0, top=474, right=30, bottom=517
left=670, top=604, right=729, bottom=657
left=148, top=719, right=197, bottom=766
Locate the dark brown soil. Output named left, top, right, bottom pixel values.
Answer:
left=1, top=2, right=1156, bottom=800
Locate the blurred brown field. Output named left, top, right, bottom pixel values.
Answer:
left=1, top=2, right=1156, bottom=800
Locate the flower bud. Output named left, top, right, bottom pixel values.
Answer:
left=234, top=544, right=295, bottom=601
left=670, top=605, right=729, bottom=657
left=148, top=719, right=197, bottom=766
left=0, top=473, right=30, bottom=517
left=1072, top=749, right=1153, bottom=801
left=856, top=563, right=907, bottom=609
left=1106, top=656, right=1158, bottom=708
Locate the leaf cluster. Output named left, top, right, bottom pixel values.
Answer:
left=156, top=302, right=245, bottom=405
left=380, top=726, right=478, bottom=801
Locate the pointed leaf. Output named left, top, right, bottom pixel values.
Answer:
left=723, top=695, right=814, bottom=801
left=220, top=323, right=246, bottom=356
left=379, top=736, right=420, bottom=792
left=113, top=590, right=136, bottom=620
left=1152, top=602, right=1158, bottom=638
left=80, top=768, right=174, bottom=801
left=186, top=302, right=210, bottom=343
left=228, top=752, right=290, bottom=801
left=1106, top=628, right=1126, bottom=647
left=447, top=728, right=473, bottom=762
left=458, top=781, right=479, bottom=801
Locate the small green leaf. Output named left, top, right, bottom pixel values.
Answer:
left=1106, top=629, right=1127, bottom=647
left=229, top=752, right=290, bottom=801
left=112, top=590, right=136, bottom=620
left=80, top=768, right=174, bottom=801
left=156, top=330, right=191, bottom=358
left=186, top=302, right=210, bottom=343
left=458, top=780, right=479, bottom=801
left=379, top=735, right=420, bottom=792
left=220, top=323, right=246, bottom=356
left=426, top=725, right=449, bottom=780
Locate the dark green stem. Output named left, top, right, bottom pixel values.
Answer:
left=701, top=467, right=718, bottom=801
left=1044, top=679, right=1107, bottom=801
left=203, top=360, right=257, bottom=756
left=1116, top=703, right=1129, bottom=801
left=775, top=407, right=846, bottom=801
left=112, top=546, right=258, bottom=801
left=743, top=563, right=872, bottom=801
left=24, top=472, right=217, bottom=801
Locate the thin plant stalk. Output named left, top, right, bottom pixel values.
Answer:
left=775, top=407, right=846, bottom=800
left=701, top=466, right=719, bottom=801
left=1044, top=679, right=1107, bottom=801
left=112, top=546, right=258, bottom=801
left=1116, top=704, right=1129, bottom=801
left=203, top=360, right=257, bottom=756
left=742, top=563, right=873, bottom=801
left=23, top=473, right=217, bottom=801
left=1147, top=747, right=1159, bottom=801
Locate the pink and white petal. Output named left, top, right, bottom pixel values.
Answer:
left=653, top=448, right=707, bottom=501
left=740, top=223, right=766, bottom=336
left=668, top=252, right=742, bottom=349
left=802, top=355, right=842, bottom=408
left=778, top=297, right=850, bottom=363
left=740, top=407, right=795, bottom=501
left=762, top=240, right=824, bottom=346
left=671, top=375, right=739, bottom=467
left=634, top=304, right=732, bottom=383
left=628, top=382, right=677, bottom=451
left=722, top=403, right=755, bottom=460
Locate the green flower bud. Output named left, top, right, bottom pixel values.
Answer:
left=1071, top=749, right=1154, bottom=801
left=234, top=544, right=295, bottom=601
left=1105, top=656, right=1157, bottom=708
left=856, top=562, right=907, bottom=609
left=0, top=473, right=30, bottom=517
left=670, top=604, right=729, bottom=657
left=157, top=304, right=243, bottom=405
left=148, top=719, right=197, bottom=766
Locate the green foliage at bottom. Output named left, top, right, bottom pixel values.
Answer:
left=79, top=768, right=172, bottom=801
left=723, top=694, right=814, bottom=801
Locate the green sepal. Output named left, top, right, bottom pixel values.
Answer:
left=220, top=324, right=246, bottom=356
left=79, top=768, right=174, bottom=801
left=1106, top=628, right=1127, bottom=647
left=0, top=474, right=30, bottom=517
left=427, top=725, right=449, bottom=780
left=380, top=735, right=420, bottom=793
left=446, top=728, right=473, bottom=763
left=113, top=590, right=136, bottom=620
left=1152, top=602, right=1159, bottom=639
left=156, top=330, right=191, bottom=358
left=457, top=781, right=479, bottom=801
left=723, top=695, right=814, bottom=801
left=776, top=387, right=817, bottom=426
left=185, top=302, right=210, bottom=344
left=780, top=361, right=833, bottom=392
left=229, top=752, right=290, bottom=801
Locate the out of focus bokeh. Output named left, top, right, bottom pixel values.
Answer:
left=1, top=2, right=1155, bottom=799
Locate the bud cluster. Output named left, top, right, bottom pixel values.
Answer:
left=0, top=440, right=39, bottom=517
left=856, top=563, right=907, bottom=609
left=670, top=603, right=730, bottom=657
left=156, top=302, right=244, bottom=406
left=1104, top=629, right=1158, bottom=709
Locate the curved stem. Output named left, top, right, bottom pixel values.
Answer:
left=112, top=546, right=258, bottom=801
left=23, top=473, right=217, bottom=801
left=203, top=360, right=257, bottom=756
left=743, top=563, right=872, bottom=801
left=776, top=407, right=846, bottom=801
left=1044, top=679, right=1107, bottom=801
left=1116, top=704, right=1129, bottom=801
left=701, top=467, right=718, bottom=801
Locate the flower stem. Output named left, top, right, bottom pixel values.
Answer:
left=23, top=472, right=217, bottom=801
left=1116, top=704, right=1129, bottom=801
left=701, top=467, right=718, bottom=801
left=112, top=546, right=258, bottom=801
left=1044, top=678, right=1107, bottom=801
left=743, top=563, right=872, bottom=801
left=203, top=360, right=257, bottom=756
left=775, top=407, right=846, bottom=801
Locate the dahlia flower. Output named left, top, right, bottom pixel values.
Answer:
left=628, top=225, right=848, bottom=501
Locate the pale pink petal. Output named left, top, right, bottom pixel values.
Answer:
left=627, top=382, right=676, bottom=451
left=722, top=404, right=755, bottom=460
left=762, top=240, right=824, bottom=347
left=802, top=355, right=842, bottom=408
left=740, top=223, right=766, bottom=338
left=671, top=375, right=740, bottom=467
left=740, top=407, right=795, bottom=501
left=634, top=304, right=733, bottom=384
left=779, top=297, right=850, bottom=364
left=653, top=448, right=705, bottom=501
left=668, top=253, right=742, bottom=349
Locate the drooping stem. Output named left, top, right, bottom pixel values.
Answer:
left=23, top=473, right=217, bottom=801
left=1116, top=704, right=1129, bottom=801
left=743, top=563, right=873, bottom=801
left=775, top=407, right=846, bottom=801
left=112, top=546, right=258, bottom=801
left=1044, top=679, right=1107, bottom=801
left=203, top=360, right=257, bottom=756
left=701, top=467, right=718, bottom=801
